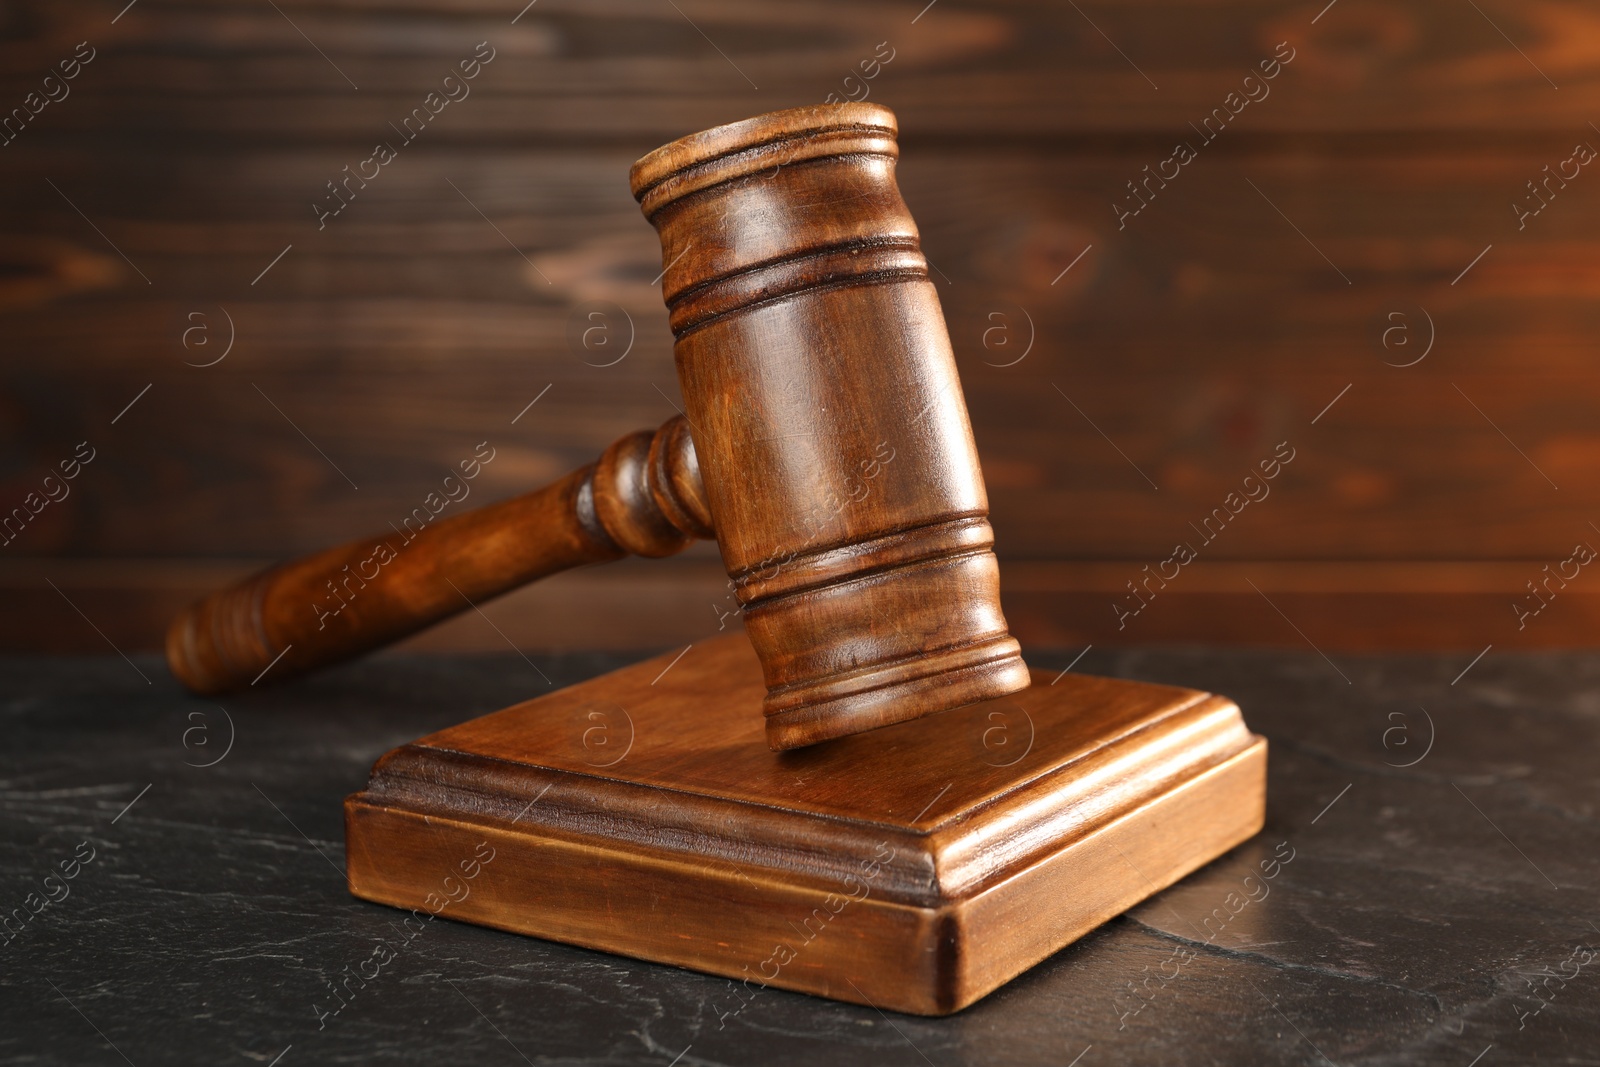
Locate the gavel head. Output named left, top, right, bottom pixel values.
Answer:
left=631, top=103, right=1031, bottom=750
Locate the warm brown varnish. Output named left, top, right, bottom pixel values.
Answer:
left=165, top=415, right=710, bottom=695
left=167, top=104, right=1030, bottom=751
left=345, top=633, right=1266, bottom=1015
left=630, top=104, right=1027, bottom=748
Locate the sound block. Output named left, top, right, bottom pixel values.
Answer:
left=344, top=633, right=1265, bottom=1015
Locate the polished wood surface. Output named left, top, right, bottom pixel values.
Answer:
left=345, top=632, right=1266, bottom=1014
left=5, top=0, right=1594, bottom=655
left=12, top=644, right=1600, bottom=1062
left=21, top=557, right=1600, bottom=658
left=632, top=104, right=1027, bottom=748
left=167, top=103, right=1031, bottom=749
left=166, top=416, right=710, bottom=695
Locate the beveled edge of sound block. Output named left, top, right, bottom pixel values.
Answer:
left=343, top=634, right=1266, bottom=1015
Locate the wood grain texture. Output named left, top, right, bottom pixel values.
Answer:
left=4, top=646, right=1599, bottom=1062
left=629, top=103, right=1027, bottom=747
left=165, top=416, right=710, bottom=694
left=344, top=632, right=1266, bottom=1014
left=5, top=148, right=1595, bottom=560
left=6, top=0, right=1597, bottom=137
left=160, top=103, right=1034, bottom=747
left=2, top=0, right=1595, bottom=652
left=13, top=557, right=1600, bottom=656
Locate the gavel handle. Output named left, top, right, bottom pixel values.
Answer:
left=166, top=416, right=713, bottom=696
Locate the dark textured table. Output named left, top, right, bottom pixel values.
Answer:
left=2, top=646, right=1596, bottom=1066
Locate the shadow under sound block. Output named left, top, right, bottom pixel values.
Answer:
left=344, top=632, right=1265, bottom=1015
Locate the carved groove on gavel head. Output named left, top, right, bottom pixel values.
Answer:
left=631, top=103, right=1032, bottom=750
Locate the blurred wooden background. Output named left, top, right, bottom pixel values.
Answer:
left=3, top=0, right=1599, bottom=658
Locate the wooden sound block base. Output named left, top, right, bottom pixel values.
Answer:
left=344, top=633, right=1266, bottom=1015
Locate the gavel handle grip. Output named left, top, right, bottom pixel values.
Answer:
left=166, top=416, right=712, bottom=696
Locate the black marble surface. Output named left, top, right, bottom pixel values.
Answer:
left=2, top=645, right=1596, bottom=1066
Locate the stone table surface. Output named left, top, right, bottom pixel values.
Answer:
left=1, top=645, right=1596, bottom=1066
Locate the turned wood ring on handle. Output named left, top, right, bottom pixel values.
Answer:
left=166, top=416, right=712, bottom=696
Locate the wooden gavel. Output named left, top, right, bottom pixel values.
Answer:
left=167, top=103, right=1031, bottom=749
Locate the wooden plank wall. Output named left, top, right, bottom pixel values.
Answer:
left=3, top=0, right=1599, bottom=658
